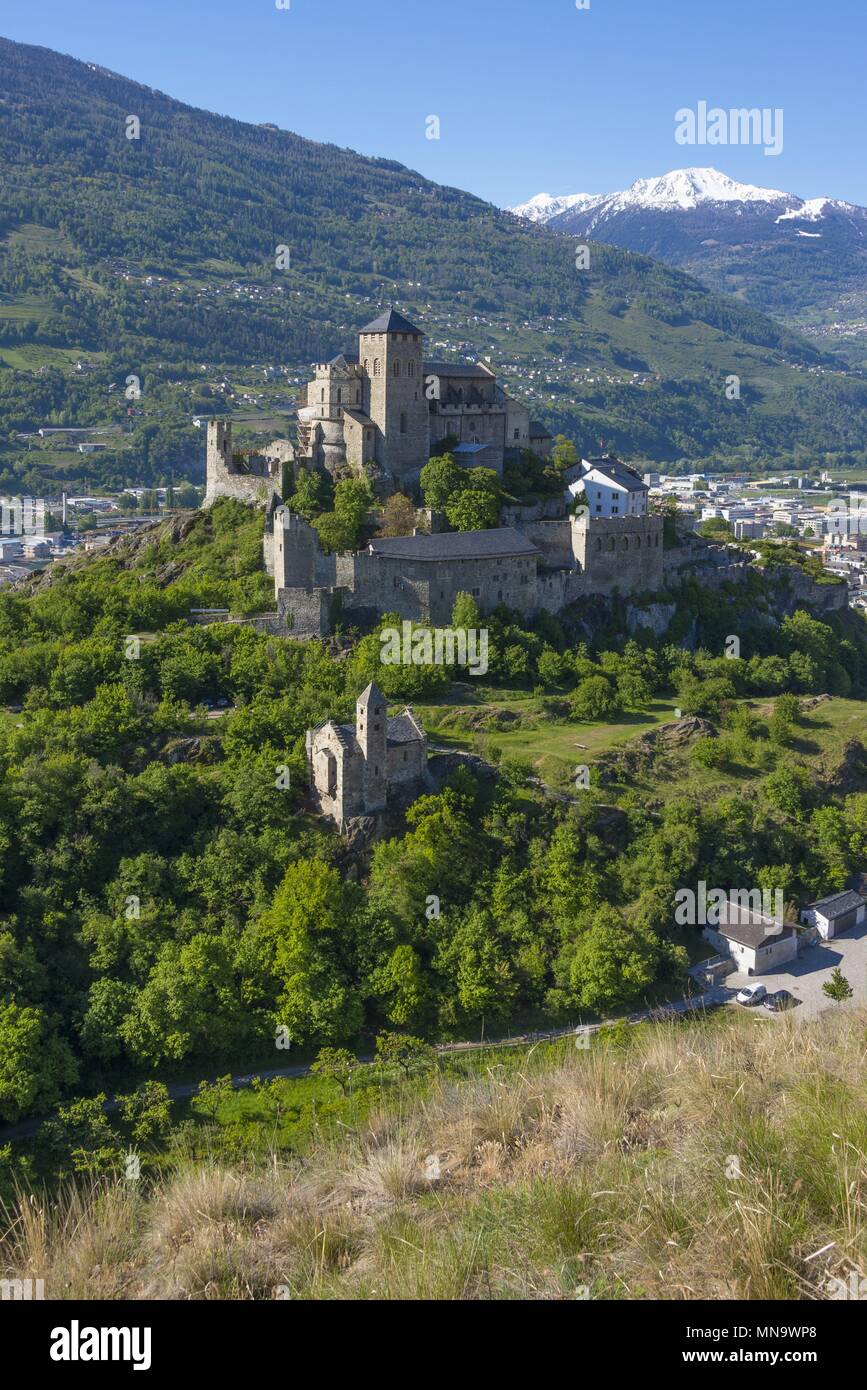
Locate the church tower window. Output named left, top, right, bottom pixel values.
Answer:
left=373, top=359, right=381, bottom=377
left=393, top=360, right=401, bottom=377
left=400, top=412, right=407, bottom=434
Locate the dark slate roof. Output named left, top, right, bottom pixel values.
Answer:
left=310, top=719, right=357, bottom=753
left=807, top=889, right=865, bottom=918
left=583, top=456, right=647, bottom=493
left=368, top=527, right=540, bottom=562
left=357, top=681, right=385, bottom=708
left=387, top=710, right=425, bottom=746
left=327, top=353, right=359, bottom=369
left=712, top=898, right=796, bottom=950
left=529, top=420, right=553, bottom=437
left=359, top=308, right=423, bottom=336
left=343, top=408, right=374, bottom=426
left=423, top=361, right=493, bottom=378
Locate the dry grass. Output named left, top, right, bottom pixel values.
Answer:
left=3, top=1010, right=866, bottom=1300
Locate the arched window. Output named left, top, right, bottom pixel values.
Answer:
left=408, top=361, right=415, bottom=378
left=595, top=537, right=603, bottom=552
left=373, top=359, right=381, bottom=377
left=635, top=535, right=641, bottom=548
left=607, top=537, right=615, bottom=552
left=393, top=360, right=401, bottom=377
left=363, top=359, right=369, bottom=374
left=621, top=536, right=629, bottom=551
left=320, top=388, right=325, bottom=402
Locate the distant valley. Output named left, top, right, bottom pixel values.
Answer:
left=510, top=168, right=867, bottom=365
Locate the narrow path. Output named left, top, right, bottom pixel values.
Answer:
left=0, top=994, right=720, bottom=1144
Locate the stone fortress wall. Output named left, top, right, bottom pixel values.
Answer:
left=269, top=501, right=664, bottom=638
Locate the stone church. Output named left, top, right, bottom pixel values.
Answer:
left=294, top=307, right=552, bottom=488
left=306, top=682, right=429, bottom=829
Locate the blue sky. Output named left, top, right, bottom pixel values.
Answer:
left=3, top=0, right=865, bottom=206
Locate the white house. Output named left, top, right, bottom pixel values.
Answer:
left=702, top=898, right=798, bottom=977
left=800, top=890, right=866, bottom=941
left=565, top=455, right=649, bottom=518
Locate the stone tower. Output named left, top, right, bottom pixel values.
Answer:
left=358, top=309, right=428, bottom=482
left=356, top=681, right=388, bottom=813
left=273, top=506, right=321, bottom=588
left=205, top=419, right=233, bottom=502
left=204, top=418, right=286, bottom=509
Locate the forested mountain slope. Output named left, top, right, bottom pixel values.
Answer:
left=2, top=36, right=867, bottom=488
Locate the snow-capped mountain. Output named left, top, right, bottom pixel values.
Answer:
left=509, top=168, right=867, bottom=352
left=509, top=167, right=863, bottom=229
left=509, top=168, right=797, bottom=221
left=509, top=190, right=604, bottom=223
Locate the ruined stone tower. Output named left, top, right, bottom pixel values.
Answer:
left=204, top=419, right=289, bottom=509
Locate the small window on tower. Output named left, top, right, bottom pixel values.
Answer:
left=393, top=361, right=401, bottom=377
left=408, top=361, right=415, bottom=378
left=374, top=359, right=381, bottom=377
left=400, top=412, right=407, bottom=434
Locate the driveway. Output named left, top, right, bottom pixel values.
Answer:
left=718, top=922, right=867, bottom=1020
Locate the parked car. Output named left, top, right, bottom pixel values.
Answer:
left=736, top=984, right=767, bottom=1006
left=763, top=990, right=798, bottom=1012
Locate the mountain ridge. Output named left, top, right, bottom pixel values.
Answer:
left=509, top=167, right=867, bottom=361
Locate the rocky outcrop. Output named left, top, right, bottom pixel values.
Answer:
left=626, top=601, right=677, bottom=640
left=634, top=716, right=717, bottom=753
left=594, top=715, right=716, bottom=785
left=820, top=739, right=867, bottom=796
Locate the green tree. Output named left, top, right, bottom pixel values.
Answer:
left=822, top=968, right=853, bottom=1003
left=240, top=859, right=364, bottom=1045
left=570, top=675, right=621, bottom=722
left=0, top=1002, right=79, bottom=1123
left=374, top=1031, right=435, bottom=1076
left=451, top=591, right=481, bottom=630
left=420, top=454, right=463, bottom=510
left=445, top=484, right=501, bottom=532
left=561, top=910, right=661, bottom=1014
left=117, top=1080, right=173, bottom=1145
left=310, top=1046, right=357, bottom=1095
